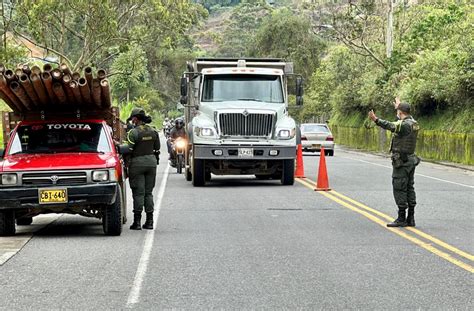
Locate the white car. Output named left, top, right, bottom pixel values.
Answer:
left=300, top=123, right=335, bottom=156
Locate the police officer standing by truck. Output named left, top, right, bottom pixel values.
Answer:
left=368, top=98, right=420, bottom=227
left=126, top=108, right=160, bottom=230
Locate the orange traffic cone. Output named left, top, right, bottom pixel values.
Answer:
left=295, top=144, right=305, bottom=178
left=315, top=147, right=331, bottom=191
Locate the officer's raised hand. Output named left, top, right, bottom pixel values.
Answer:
left=368, top=110, right=377, bottom=122
left=394, top=96, right=401, bottom=109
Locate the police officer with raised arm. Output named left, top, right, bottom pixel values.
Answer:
left=126, top=108, right=160, bottom=230
left=368, top=97, right=420, bottom=227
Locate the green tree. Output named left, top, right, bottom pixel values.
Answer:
left=216, top=0, right=271, bottom=57
left=110, top=44, right=149, bottom=103
left=249, top=9, right=326, bottom=80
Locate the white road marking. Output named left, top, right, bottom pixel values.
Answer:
left=126, top=164, right=170, bottom=307
left=342, top=156, right=474, bottom=189
left=0, top=214, right=61, bottom=266
left=0, top=252, right=16, bottom=265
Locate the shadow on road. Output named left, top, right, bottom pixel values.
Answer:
left=204, top=177, right=284, bottom=188
left=34, top=218, right=104, bottom=237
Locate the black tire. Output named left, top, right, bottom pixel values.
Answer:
left=255, top=174, right=271, bottom=180
left=121, top=184, right=128, bottom=225
left=185, top=166, right=192, bottom=181
left=281, top=159, right=295, bottom=185
left=192, top=158, right=206, bottom=187
left=102, top=187, right=123, bottom=236
left=177, top=154, right=183, bottom=174
left=16, top=217, right=33, bottom=226
left=0, top=210, right=16, bottom=236
left=327, top=150, right=334, bottom=156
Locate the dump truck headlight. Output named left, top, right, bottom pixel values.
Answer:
left=277, top=128, right=295, bottom=139
left=195, top=127, right=216, bottom=137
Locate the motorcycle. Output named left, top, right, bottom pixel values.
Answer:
left=172, top=137, right=187, bottom=174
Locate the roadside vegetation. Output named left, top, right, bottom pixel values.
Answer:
left=193, top=0, right=473, bottom=133
left=1, top=0, right=472, bottom=161
left=0, top=0, right=208, bottom=128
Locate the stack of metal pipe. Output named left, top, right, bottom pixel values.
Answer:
left=0, top=63, right=112, bottom=113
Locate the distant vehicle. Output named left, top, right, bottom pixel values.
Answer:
left=300, top=123, right=334, bottom=156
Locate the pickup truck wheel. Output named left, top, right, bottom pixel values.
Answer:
left=192, top=158, right=206, bottom=187
left=281, top=159, right=295, bottom=186
left=17, top=217, right=33, bottom=226
left=0, top=210, right=16, bottom=236
left=102, top=187, right=123, bottom=236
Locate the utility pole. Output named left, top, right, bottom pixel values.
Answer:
left=386, top=0, right=395, bottom=58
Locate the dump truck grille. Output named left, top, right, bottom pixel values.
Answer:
left=22, top=171, right=87, bottom=186
left=219, top=112, right=274, bottom=137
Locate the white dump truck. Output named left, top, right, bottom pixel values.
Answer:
left=180, top=58, right=303, bottom=186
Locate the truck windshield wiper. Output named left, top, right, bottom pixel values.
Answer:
left=237, top=98, right=263, bottom=102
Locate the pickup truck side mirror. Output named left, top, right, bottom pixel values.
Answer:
left=0, top=149, right=4, bottom=159
left=180, top=76, right=188, bottom=97
left=117, top=144, right=131, bottom=155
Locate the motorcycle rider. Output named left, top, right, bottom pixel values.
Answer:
left=162, top=117, right=171, bottom=136
left=168, top=118, right=187, bottom=167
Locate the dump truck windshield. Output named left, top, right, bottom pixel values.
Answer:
left=202, top=74, right=284, bottom=103
left=8, top=123, right=111, bottom=155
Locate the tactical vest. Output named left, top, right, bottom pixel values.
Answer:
left=390, top=117, right=419, bottom=155
left=132, top=125, right=158, bottom=157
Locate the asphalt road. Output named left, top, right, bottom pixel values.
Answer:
left=0, top=147, right=472, bottom=310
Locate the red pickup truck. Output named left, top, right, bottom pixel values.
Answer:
left=0, top=110, right=127, bottom=236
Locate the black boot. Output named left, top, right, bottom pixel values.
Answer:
left=406, top=208, right=416, bottom=227
left=129, top=213, right=142, bottom=230
left=142, top=213, right=153, bottom=230
left=387, top=210, right=407, bottom=227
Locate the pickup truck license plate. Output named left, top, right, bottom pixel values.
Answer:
left=238, top=148, right=254, bottom=157
left=39, top=189, right=68, bottom=204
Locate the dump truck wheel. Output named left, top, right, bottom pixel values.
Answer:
left=0, top=210, right=16, bottom=236
left=16, top=217, right=33, bottom=226
left=192, top=158, right=206, bottom=187
left=103, top=187, right=123, bottom=236
left=281, top=159, right=295, bottom=185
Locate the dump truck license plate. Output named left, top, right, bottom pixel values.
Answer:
left=39, top=189, right=68, bottom=204
left=238, top=148, right=254, bottom=157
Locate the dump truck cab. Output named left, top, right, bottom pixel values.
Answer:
left=181, top=58, right=303, bottom=186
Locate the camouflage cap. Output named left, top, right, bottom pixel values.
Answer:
left=397, top=102, right=411, bottom=114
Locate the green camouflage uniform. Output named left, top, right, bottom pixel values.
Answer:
left=127, top=124, right=160, bottom=214
left=375, top=116, right=420, bottom=211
